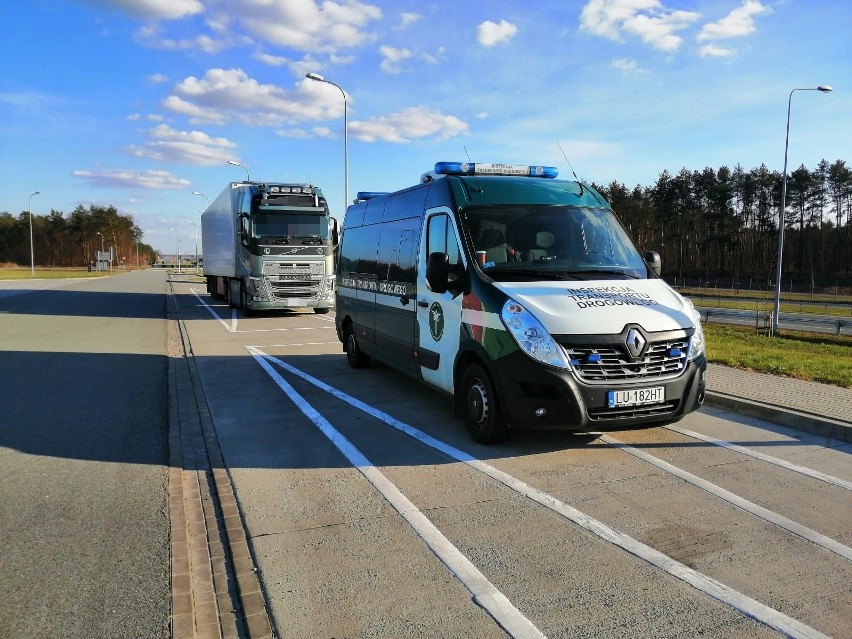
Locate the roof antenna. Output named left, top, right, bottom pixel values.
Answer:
left=556, top=141, right=584, bottom=196
left=462, top=145, right=483, bottom=193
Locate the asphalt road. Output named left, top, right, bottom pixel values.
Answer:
left=0, top=271, right=170, bottom=639
left=169, top=275, right=851, bottom=639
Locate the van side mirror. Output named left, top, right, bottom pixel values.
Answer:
left=426, top=252, right=450, bottom=293
left=645, top=251, right=661, bottom=277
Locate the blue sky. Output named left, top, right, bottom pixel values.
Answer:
left=1, top=0, right=849, bottom=254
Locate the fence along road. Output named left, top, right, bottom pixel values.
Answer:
left=693, top=304, right=851, bottom=336
left=170, top=275, right=851, bottom=639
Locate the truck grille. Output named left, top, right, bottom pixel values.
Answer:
left=261, top=261, right=325, bottom=299
left=563, top=338, right=688, bottom=384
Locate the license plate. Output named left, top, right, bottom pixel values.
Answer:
left=608, top=386, right=665, bottom=408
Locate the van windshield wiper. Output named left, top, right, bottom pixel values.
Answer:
left=483, top=267, right=582, bottom=280
left=563, top=269, right=640, bottom=279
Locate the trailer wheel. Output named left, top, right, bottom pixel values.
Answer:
left=344, top=324, right=370, bottom=369
left=314, top=307, right=330, bottom=314
left=460, top=363, right=509, bottom=444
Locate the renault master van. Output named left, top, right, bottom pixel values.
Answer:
left=335, top=162, right=706, bottom=443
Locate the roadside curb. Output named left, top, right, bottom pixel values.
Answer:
left=703, top=391, right=852, bottom=443
left=167, top=282, right=274, bottom=639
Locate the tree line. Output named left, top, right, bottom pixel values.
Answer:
left=0, top=204, right=157, bottom=268
left=596, top=159, right=852, bottom=293
left=2, top=159, right=850, bottom=290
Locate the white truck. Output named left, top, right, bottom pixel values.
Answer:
left=201, top=181, right=338, bottom=314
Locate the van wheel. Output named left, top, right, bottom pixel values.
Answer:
left=461, top=364, right=508, bottom=444
left=344, top=325, right=370, bottom=369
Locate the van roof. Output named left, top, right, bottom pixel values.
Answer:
left=445, top=175, right=611, bottom=210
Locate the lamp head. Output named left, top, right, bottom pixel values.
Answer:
left=817, top=85, right=832, bottom=93
left=227, top=160, right=239, bottom=166
left=306, top=72, right=324, bottom=81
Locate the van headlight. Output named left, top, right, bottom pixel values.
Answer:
left=501, top=299, right=571, bottom=370
left=685, top=299, right=705, bottom=361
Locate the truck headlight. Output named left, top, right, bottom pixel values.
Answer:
left=501, top=299, right=571, bottom=370
left=686, top=299, right=705, bottom=361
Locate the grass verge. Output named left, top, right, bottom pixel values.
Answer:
left=704, top=323, right=852, bottom=388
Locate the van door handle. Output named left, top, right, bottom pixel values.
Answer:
left=417, top=300, right=428, bottom=308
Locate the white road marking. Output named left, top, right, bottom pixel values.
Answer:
left=254, top=349, right=833, bottom=639
left=190, top=288, right=334, bottom=335
left=246, top=346, right=547, bottom=639
left=599, top=433, right=852, bottom=561
left=664, top=424, right=852, bottom=490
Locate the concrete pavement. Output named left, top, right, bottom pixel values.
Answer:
left=166, top=288, right=851, bottom=638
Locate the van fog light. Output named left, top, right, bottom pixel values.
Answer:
left=535, top=408, right=547, bottom=418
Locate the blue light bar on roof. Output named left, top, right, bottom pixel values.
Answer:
left=355, top=191, right=389, bottom=201
left=434, top=162, right=558, bottom=179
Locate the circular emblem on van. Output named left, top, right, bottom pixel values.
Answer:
left=429, top=302, right=445, bottom=341
left=263, top=247, right=270, bottom=255
left=317, top=248, right=324, bottom=255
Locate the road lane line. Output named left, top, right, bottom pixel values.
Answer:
left=599, top=434, right=852, bottom=562
left=189, top=288, right=335, bottom=335
left=255, top=350, right=832, bottom=639
left=246, top=346, right=546, bottom=639
left=664, top=425, right=852, bottom=490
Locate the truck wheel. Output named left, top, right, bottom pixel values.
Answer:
left=314, top=307, right=330, bottom=314
left=240, top=281, right=253, bottom=317
left=461, top=363, right=509, bottom=444
left=344, top=325, right=370, bottom=369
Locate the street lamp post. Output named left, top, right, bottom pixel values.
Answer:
left=96, top=231, right=104, bottom=271
left=771, top=85, right=832, bottom=336
left=187, top=221, right=198, bottom=274
left=227, top=161, right=250, bottom=181
left=306, top=72, right=348, bottom=215
left=169, top=227, right=181, bottom=273
left=28, top=191, right=40, bottom=277
left=192, top=191, right=210, bottom=208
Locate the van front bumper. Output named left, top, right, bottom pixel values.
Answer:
left=489, top=352, right=706, bottom=431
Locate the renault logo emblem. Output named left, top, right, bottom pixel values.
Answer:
left=625, top=328, right=646, bottom=359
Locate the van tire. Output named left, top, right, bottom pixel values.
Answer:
left=344, top=325, right=370, bottom=368
left=461, top=364, right=508, bottom=444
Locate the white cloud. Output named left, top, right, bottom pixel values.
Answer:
left=698, top=44, right=736, bottom=58
left=147, top=73, right=169, bottom=84
left=477, top=20, right=518, bottom=47
left=379, top=45, right=413, bottom=73
left=698, top=0, right=771, bottom=41
left=85, top=0, right=203, bottom=20
left=349, top=107, right=468, bottom=143
left=126, top=124, right=238, bottom=165
left=610, top=57, right=647, bottom=73
left=399, top=12, right=422, bottom=29
left=579, top=0, right=700, bottom=52
left=252, top=51, right=289, bottom=67
left=162, top=68, right=343, bottom=126
left=237, top=0, right=382, bottom=53
left=72, top=168, right=191, bottom=190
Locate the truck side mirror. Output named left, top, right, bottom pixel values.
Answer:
left=645, top=251, right=661, bottom=277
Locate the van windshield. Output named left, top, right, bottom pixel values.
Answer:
left=461, top=205, right=650, bottom=280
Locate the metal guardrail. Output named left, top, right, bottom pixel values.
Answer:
left=694, top=305, right=851, bottom=337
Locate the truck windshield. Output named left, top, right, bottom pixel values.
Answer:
left=252, top=212, right=329, bottom=240
left=462, top=205, right=649, bottom=280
